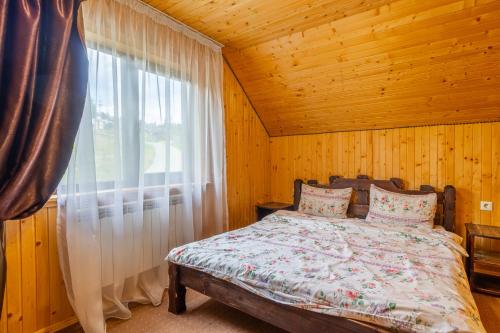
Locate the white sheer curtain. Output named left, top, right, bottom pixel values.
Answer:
left=56, top=1, right=226, bottom=332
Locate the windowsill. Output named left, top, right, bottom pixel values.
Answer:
left=55, top=182, right=215, bottom=208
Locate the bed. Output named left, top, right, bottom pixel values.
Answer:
left=166, top=175, right=485, bottom=333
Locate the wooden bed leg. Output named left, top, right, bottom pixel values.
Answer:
left=168, top=262, right=186, bottom=314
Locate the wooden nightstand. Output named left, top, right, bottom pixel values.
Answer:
left=465, top=223, right=500, bottom=296
left=256, top=202, right=294, bottom=221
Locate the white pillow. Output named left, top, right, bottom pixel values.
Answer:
left=298, top=184, right=352, bottom=218
left=366, top=184, right=437, bottom=228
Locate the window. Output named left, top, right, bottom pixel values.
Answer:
left=87, top=48, right=184, bottom=188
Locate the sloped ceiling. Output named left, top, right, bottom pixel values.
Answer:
left=144, top=0, right=500, bottom=136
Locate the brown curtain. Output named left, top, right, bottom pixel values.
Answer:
left=0, top=0, right=88, bottom=313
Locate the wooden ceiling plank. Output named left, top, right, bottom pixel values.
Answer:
left=256, top=86, right=500, bottom=121
left=227, top=34, right=499, bottom=88
left=242, top=53, right=499, bottom=95
left=229, top=1, right=499, bottom=65
left=234, top=0, right=465, bottom=55
left=227, top=0, right=395, bottom=46
left=252, top=80, right=500, bottom=115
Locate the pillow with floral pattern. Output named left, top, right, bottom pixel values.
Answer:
left=366, top=184, right=437, bottom=228
left=298, top=184, right=352, bottom=218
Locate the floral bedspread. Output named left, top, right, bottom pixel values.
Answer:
left=167, top=210, right=485, bottom=333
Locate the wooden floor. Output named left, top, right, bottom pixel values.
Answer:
left=473, top=292, right=500, bottom=333
left=59, top=290, right=500, bottom=333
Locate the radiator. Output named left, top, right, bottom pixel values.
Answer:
left=99, top=196, right=183, bottom=286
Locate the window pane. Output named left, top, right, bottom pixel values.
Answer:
left=87, top=48, right=184, bottom=185
left=88, top=49, right=122, bottom=183
left=144, top=71, right=167, bottom=174
left=170, top=80, right=183, bottom=173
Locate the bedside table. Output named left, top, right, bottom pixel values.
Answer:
left=465, top=223, right=500, bottom=296
left=256, top=202, right=294, bottom=221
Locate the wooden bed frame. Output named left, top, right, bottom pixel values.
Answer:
left=168, top=175, right=457, bottom=333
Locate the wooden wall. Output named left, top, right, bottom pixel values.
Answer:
left=270, top=122, right=500, bottom=247
left=0, top=199, right=77, bottom=333
left=224, top=61, right=271, bottom=229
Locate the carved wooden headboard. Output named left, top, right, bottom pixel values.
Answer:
left=293, top=175, right=456, bottom=232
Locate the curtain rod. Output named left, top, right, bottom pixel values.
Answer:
left=139, top=1, right=224, bottom=48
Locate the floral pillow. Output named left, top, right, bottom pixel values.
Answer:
left=366, top=184, right=437, bottom=228
left=298, top=184, right=352, bottom=218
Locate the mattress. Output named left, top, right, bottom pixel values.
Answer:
left=167, top=210, right=485, bottom=333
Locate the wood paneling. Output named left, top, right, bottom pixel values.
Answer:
left=224, top=61, right=271, bottom=229
left=1, top=199, right=77, bottom=333
left=270, top=122, right=500, bottom=246
left=146, top=0, right=500, bottom=136
left=142, top=0, right=393, bottom=48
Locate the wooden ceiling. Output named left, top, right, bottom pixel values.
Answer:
left=145, top=0, right=500, bottom=136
